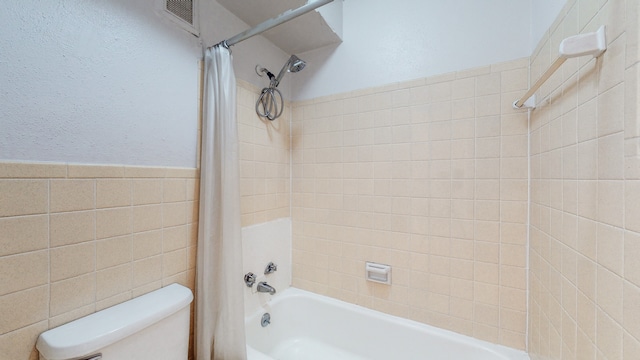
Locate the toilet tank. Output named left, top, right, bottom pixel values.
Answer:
left=36, top=283, right=193, bottom=360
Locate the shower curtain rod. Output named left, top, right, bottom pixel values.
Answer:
left=218, top=0, right=335, bottom=48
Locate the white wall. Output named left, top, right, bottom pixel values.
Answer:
left=530, top=0, right=567, bottom=53
left=0, top=0, right=203, bottom=167
left=0, top=0, right=289, bottom=167
left=292, top=0, right=534, bottom=100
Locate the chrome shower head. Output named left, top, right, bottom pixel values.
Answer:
left=288, top=55, right=306, bottom=73
left=274, top=54, right=306, bottom=86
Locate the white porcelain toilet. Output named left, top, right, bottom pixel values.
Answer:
left=36, top=283, right=193, bottom=360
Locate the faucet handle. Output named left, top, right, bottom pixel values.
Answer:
left=244, top=272, right=256, bottom=287
left=264, top=262, right=277, bottom=274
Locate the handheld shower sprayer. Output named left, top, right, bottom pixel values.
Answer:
left=255, top=55, right=306, bottom=121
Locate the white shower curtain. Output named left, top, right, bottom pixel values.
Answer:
left=196, top=45, right=247, bottom=360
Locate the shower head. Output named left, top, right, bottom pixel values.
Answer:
left=274, top=54, right=306, bottom=86
left=287, top=55, right=306, bottom=73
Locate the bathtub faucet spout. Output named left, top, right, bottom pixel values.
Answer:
left=257, top=282, right=276, bottom=295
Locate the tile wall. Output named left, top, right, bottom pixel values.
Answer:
left=0, top=162, right=199, bottom=360
left=237, top=80, right=291, bottom=227
left=528, top=0, right=640, bottom=359
left=291, top=58, right=530, bottom=349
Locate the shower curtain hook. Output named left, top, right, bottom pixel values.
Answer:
left=213, top=40, right=232, bottom=54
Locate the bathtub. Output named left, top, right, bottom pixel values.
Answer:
left=245, top=287, right=530, bottom=360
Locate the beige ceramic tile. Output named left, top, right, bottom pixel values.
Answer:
left=96, top=292, right=132, bottom=312
left=0, top=180, right=48, bottom=217
left=133, top=256, right=162, bottom=288
left=187, top=245, right=197, bottom=270
left=456, top=65, right=491, bottom=80
left=0, top=285, right=48, bottom=334
left=163, top=249, right=187, bottom=278
left=123, top=166, right=166, bottom=178
left=624, top=332, right=640, bottom=360
left=0, top=250, right=48, bottom=296
left=133, top=230, right=163, bottom=260
left=96, top=235, right=132, bottom=270
left=501, top=244, right=526, bottom=267
left=164, top=167, right=198, bottom=179
left=501, top=287, right=526, bottom=311
left=625, top=231, right=640, bottom=287
left=598, top=133, right=624, bottom=180
left=186, top=201, right=199, bottom=224
left=49, top=273, right=96, bottom=316
left=597, top=181, right=624, bottom=227
left=623, top=281, right=640, bottom=341
left=163, top=179, right=186, bottom=203
left=50, top=211, right=95, bottom=247
left=50, top=243, right=95, bottom=282
left=598, top=33, right=626, bottom=94
left=187, top=223, right=198, bottom=247
left=625, top=65, right=640, bottom=140
left=491, top=57, right=528, bottom=73
left=132, top=281, right=162, bottom=298
left=96, top=207, right=132, bottom=239
left=50, top=180, right=94, bottom=213
left=133, top=205, right=162, bottom=233
left=133, top=179, right=163, bottom=205
left=475, top=282, right=500, bottom=306
left=499, top=330, right=526, bottom=351
left=163, top=225, right=187, bottom=252
left=0, top=215, right=48, bottom=256
left=501, top=68, right=528, bottom=93
left=0, top=161, right=66, bottom=178
left=577, top=255, right=597, bottom=302
left=186, top=179, right=200, bottom=201
left=163, top=202, right=187, bottom=227
left=597, top=266, right=623, bottom=323
left=96, top=264, right=132, bottom=301
left=96, top=179, right=131, bottom=208
left=597, top=83, right=624, bottom=137
left=476, top=73, right=501, bottom=96
left=473, top=323, right=499, bottom=344
left=0, top=320, right=48, bottom=360
left=67, top=164, right=124, bottom=178
left=596, top=309, right=623, bottom=359
left=162, top=272, right=188, bottom=288
left=47, top=303, right=95, bottom=329
left=626, top=181, right=640, bottom=233
left=597, top=224, right=624, bottom=276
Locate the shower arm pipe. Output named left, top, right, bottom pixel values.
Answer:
left=513, top=25, right=607, bottom=109
left=219, top=0, right=335, bottom=48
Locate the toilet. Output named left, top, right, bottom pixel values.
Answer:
left=36, top=283, right=193, bottom=360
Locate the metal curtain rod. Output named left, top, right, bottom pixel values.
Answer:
left=513, top=26, right=607, bottom=109
left=218, top=0, right=335, bottom=48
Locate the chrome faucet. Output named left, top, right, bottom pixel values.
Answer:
left=264, top=262, right=277, bottom=274
left=256, top=282, right=276, bottom=295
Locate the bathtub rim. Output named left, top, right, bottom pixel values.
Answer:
left=245, top=286, right=529, bottom=360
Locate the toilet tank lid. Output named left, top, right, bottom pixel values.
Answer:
left=36, top=283, right=193, bottom=360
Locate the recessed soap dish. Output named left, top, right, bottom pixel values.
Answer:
left=365, top=262, right=391, bottom=284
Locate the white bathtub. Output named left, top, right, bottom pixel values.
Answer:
left=245, top=288, right=530, bottom=360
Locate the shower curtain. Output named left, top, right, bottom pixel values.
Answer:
left=196, top=45, right=247, bottom=360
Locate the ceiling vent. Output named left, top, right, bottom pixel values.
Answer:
left=160, top=0, right=199, bottom=36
